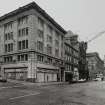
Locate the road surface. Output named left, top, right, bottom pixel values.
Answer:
left=0, top=81, right=105, bottom=105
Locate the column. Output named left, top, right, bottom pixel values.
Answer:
left=27, top=52, right=37, bottom=82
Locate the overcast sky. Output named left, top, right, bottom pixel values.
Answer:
left=0, top=0, right=105, bottom=59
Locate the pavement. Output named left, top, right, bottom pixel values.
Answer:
left=7, top=79, right=69, bottom=86
left=0, top=81, right=105, bottom=105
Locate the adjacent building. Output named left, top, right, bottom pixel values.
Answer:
left=86, top=52, right=104, bottom=80
left=64, top=31, right=79, bottom=81
left=103, top=55, right=105, bottom=67
left=78, top=41, right=88, bottom=80
left=0, top=2, right=66, bottom=82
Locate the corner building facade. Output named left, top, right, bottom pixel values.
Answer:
left=0, top=2, right=66, bottom=82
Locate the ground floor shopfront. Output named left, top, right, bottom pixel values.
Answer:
left=64, top=71, right=73, bottom=82
left=0, top=51, right=64, bottom=82
left=36, top=69, right=58, bottom=82
left=4, top=68, right=27, bottom=80
left=1, top=63, right=60, bottom=83
left=64, top=63, right=79, bottom=82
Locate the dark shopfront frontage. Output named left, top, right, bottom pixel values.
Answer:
left=4, top=67, right=28, bottom=81
left=65, top=71, right=73, bottom=82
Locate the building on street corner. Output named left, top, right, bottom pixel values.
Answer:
left=0, top=2, right=66, bottom=82
left=0, top=1, right=95, bottom=83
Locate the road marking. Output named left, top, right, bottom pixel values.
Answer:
left=9, top=92, right=39, bottom=100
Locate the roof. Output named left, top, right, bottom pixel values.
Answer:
left=86, top=52, right=98, bottom=57
left=0, top=2, right=67, bottom=34
left=64, top=41, right=79, bottom=52
left=86, top=52, right=104, bottom=63
left=65, top=30, right=78, bottom=38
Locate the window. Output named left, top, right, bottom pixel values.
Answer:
left=38, top=17, right=44, bottom=29
left=22, top=40, right=25, bottom=49
left=25, top=54, right=28, bottom=61
left=61, top=36, right=63, bottom=41
left=5, top=44, right=7, bottom=52
left=47, top=57, right=52, bottom=64
left=47, top=35, right=52, bottom=43
left=55, top=40, right=59, bottom=47
left=55, top=60, right=59, bottom=66
left=37, top=41, right=43, bottom=51
left=4, top=56, right=13, bottom=63
left=8, top=44, right=10, bottom=52
left=55, top=31, right=59, bottom=39
left=10, top=43, right=13, bottom=51
left=37, top=55, right=44, bottom=62
left=18, top=40, right=28, bottom=50
left=61, top=51, right=63, bottom=57
left=18, top=27, right=29, bottom=37
left=11, top=32, right=13, bottom=39
left=4, top=22, right=13, bottom=30
left=8, top=33, right=10, bottom=40
left=17, top=54, right=28, bottom=61
left=26, top=40, right=28, bottom=49
left=18, top=16, right=28, bottom=25
left=4, top=34, right=7, bottom=40
left=4, top=32, right=13, bottom=40
left=22, top=28, right=25, bottom=36
left=55, top=48, right=59, bottom=57
left=21, top=55, right=24, bottom=61
left=9, top=56, right=13, bottom=62
left=69, top=57, right=71, bottom=62
left=38, top=29, right=43, bottom=38
left=18, top=30, right=21, bottom=37
left=17, top=55, right=21, bottom=61
left=61, top=43, right=63, bottom=48
left=11, top=43, right=13, bottom=51
left=18, top=41, right=22, bottom=50
left=47, top=44, right=52, bottom=55
left=48, top=25, right=53, bottom=35
left=26, top=27, right=28, bottom=35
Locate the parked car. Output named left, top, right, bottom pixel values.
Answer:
left=78, top=79, right=86, bottom=83
left=94, top=73, right=104, bottom=81
left=94, top=77, right=101, bottom=81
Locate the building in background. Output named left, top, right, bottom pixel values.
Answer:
left=64, top=31, right=79, bottom=82
left=103, top=55, right=105, bottom=67
left=78, top=41, right=89, bottom=80
left=86, top=52, right=104, bottom=80
left=69, top=32, right=79, bottom=81
left=0, top=2, right=66, bottom=82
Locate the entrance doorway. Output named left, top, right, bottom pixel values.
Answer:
left=65, top=72, right=73, bottom=82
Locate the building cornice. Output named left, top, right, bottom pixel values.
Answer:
left=64, top=42, right=79, bottom=52
left=86, top=52, right=104, bottom=64
left=0, top=2, right=67, bottom=34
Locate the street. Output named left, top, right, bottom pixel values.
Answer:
left=0, top=81, right=105, bottom=105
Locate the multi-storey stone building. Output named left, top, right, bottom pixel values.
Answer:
left=86, top=52, right=104, bottom=80
left=64, top=31, right=79, bottom=81
left=0, top=2, right=66, bottom=82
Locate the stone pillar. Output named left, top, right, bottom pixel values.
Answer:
left=60, top=67, right=65, bottom=82
left=63, top=71, right=65, bottom=82
left=27, top=52, right=37, bottom=82
left=1, top=66, right=5, bottom=79
left=57, top=68, right=61, bottom=82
